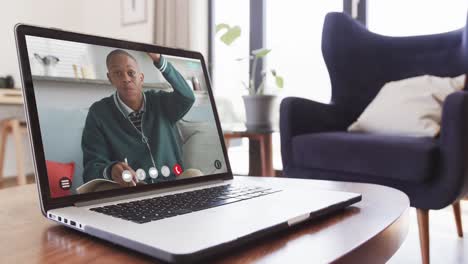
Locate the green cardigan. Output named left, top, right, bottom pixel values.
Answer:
left=82, top=57, right=195, bottom=184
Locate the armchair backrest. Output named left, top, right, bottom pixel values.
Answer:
left=322, top=12, right=468, bottom=118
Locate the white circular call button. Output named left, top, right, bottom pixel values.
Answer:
left=161, top=165, right=170, bottom=177
left=136, top=168, right=146, bottom=181
left=122, top=170, right=132, bottom=183
left=149, top=167, right=158, bottom=179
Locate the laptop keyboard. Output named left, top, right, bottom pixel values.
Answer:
left=89, top=184, right=281, bottom=224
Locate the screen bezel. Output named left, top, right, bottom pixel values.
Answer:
left=15, top=24, right=233, bottom=213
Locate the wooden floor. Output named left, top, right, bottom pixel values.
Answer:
left=388, top=202, right=468, bottom=263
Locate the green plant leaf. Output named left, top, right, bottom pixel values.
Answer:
left=256, top=78, right=266, bottom=95
left=241, top=81, right=249, bottom=90
left=249, top=79, right=255, bottom=95
left=252, top=48, right=271, bottom=58
left=215, top=23, right=230, bottom=33
left=275, top=75, right=284, bottom=88
left=220, top=26, right=241, bottom=45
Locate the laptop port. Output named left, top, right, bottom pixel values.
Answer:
left=58, top=216, right=62, bottom=221
left=70, top=221, right=76, bottom=226
left=64, top=219, right=68, bottom=224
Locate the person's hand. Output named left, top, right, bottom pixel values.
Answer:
left=110, top=162, right=137, bottom=187
left=147, top=53, right=161, bottom=64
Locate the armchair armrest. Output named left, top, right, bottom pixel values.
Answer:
left=439, top=91, right=468, bottom=204
left=279, top=97, right=350, bottom=169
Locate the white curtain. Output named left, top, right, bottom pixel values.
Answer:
left=153, top=0, right=208, bottom=56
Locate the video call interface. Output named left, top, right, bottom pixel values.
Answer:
left=25, top=35, right=228, bottom=198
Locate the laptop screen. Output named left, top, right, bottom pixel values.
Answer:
left=24, top=35, right=228, bottom=198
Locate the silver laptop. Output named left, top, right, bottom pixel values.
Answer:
left=15, top=24, right=361, bottom=263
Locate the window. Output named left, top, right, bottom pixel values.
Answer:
left=212, top=0, right=250, bottom=98
left=368, top=0, right=467, bottom=36
left=210, top=1, right=345, bottom=174
left=265, top=1, right=343, bottom=103
left=211, top=0, right=251, bottom=174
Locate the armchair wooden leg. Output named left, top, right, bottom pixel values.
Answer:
left=417, top=209, right=430, bottom=264
left=452, top=201, right=463, bottom=237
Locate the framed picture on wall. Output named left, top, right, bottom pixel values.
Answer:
left=121, top=0, right=148, bottom=26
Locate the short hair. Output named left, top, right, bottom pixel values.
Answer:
left=106, top=49, right=138, bottom=69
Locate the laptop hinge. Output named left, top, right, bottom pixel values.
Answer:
left=74, top=179, right=229, bottom=207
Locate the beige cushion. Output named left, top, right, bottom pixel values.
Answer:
left=348, top=74, right=465, bottom=137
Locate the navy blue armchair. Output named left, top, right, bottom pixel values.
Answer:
left=280, top=12, right=468, bottom=264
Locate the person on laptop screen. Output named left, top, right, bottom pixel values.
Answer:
left=81, top=49, right=195, bottom=187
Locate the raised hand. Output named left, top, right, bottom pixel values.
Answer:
left=147, top=53, right=161, bottom=64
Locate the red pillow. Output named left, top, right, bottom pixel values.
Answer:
left=46, top=160, right=75, bottom=198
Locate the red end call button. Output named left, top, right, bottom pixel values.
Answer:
left=173, top=164, right=183, bottom=176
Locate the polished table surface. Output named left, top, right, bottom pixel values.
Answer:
left=0, top=176, right=410, bottom=263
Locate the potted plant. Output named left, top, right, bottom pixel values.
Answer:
left=216, top=24, right=284, bottom=131
left=241, top=48, right=283, bottom=131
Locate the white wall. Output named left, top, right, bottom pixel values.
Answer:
left=2, top=0, right=212, bottom=88
left=81, top=0, right=155, bottom=44
left=2, top=0, right=84, bottom=85
left=190, top=0, right=209, bottom=60
left=2, top=0, right=156, bottom=85
left=0, top=0, right=155, bottom=177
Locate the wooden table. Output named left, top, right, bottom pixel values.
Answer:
left=0, top=177, right=409, bottom=263
left=223, top=129, right=275, bottom=176
left=0, top=88, right=23, bottom=105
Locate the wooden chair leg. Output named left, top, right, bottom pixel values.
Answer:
left=11, top=120, right=26, bottom=185
left=417, top=209, right=430, bottom=264
left=452, top=201, right=463, bottom=237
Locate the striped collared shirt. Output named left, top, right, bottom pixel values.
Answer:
left=114, top=92, right=146, bottom=132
